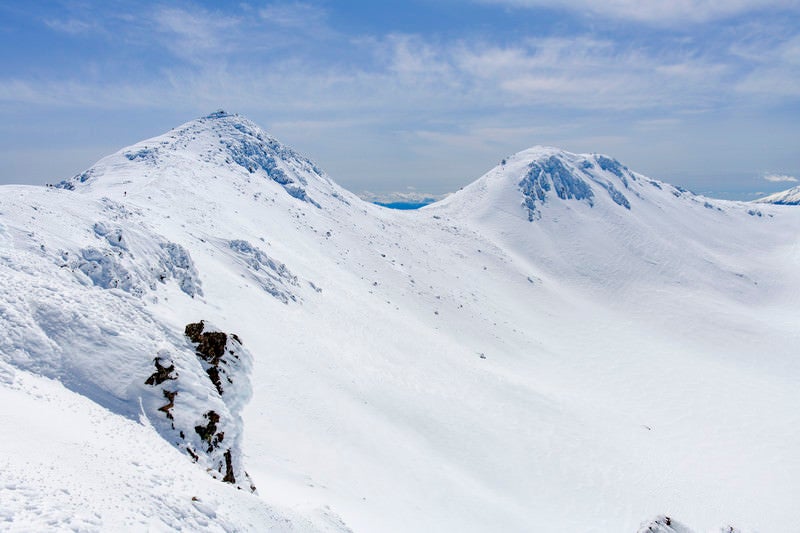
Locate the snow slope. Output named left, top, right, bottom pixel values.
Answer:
left=754, top=185, right=800, bottom=205
left=0, top=367, right=348, bottom=532
left=1, top=112, right=798, bottom=532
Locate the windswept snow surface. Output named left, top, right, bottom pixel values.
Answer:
left=0, top=369, right=349, bottom=532
left=1, top=113, right=799, bottom=532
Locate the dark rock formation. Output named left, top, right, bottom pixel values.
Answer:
left=185, top=321, right=233, bottom=395
left=145, top=356, right=177, bottom=386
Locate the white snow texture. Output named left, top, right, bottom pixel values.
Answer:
left=1, top=111, right=798, bottom=532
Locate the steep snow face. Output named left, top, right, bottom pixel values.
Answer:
left=2, top=117, right=800, bottom=532
left=754, top=185, right=800, bottom=205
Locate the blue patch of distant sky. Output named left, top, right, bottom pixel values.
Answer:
left=0, top=1, right=798, bottom=199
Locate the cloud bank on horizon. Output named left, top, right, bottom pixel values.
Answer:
left=0, top=0, right=798, bottom=199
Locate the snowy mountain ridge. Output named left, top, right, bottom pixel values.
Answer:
left=754, top=184, right=800, bottom=205
left=54, top=110, right=350, bottom=209
left=1, top=113, right=798, bottom=532
left=436, top=144, right=722, bottom=221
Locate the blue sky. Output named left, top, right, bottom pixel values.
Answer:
left=1, top=1, right=799, bottom=199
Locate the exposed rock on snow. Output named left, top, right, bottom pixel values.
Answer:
left=141, top=320, right=255, bottom=491
left=185, top=320, right=245, bottom=397
left=144, top=353, right=177, bottom=387
left=520, top=155, right=595, bottom=220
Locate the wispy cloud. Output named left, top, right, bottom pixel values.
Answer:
left=0, top=28, right=787, bottom=115
left=389, top=36, right=733, bottom=111
left=4, top=2, right=799, bottom=116
left=0, top=78, right=163, bottom=108
left=151, top=6, right=241, bottom=64
left=259, top=2, right=328, bottom=30
left=763, top=173, right=798, bottom=182
left=476, top=0, right=800, bottom=24
left=735, top=34, right=800, bottom=97
left=44, top=18, right=93, bottom=35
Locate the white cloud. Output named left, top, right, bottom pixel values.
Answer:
left=0, top=78, right=162, bottom=108
left=763, top=173, right=798, bottom=182
left=151, top=7, right=241, bottom=64
left=0, top=32, right=745, bottom=115
left=446, top=37, right=731, bottom=110
left=477, top=0, right=800, bottom=23
left=3, top=6, right=798, bottom=123
left=259, top=2, right=327, bottom=30
left=735, top=35, right=800, bottom=97
left=44, top=18, right=93, bottom=35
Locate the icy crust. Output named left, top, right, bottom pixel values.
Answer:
left=55, top=110, right=325, bottom=208
left=517, top=151, right=633, bottom=221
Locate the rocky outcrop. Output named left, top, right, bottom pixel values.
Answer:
left=185, top=321, right=239, bottom=395
left=143, top=321, right=254, bottom=492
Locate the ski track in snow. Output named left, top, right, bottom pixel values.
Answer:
left=1, top=113, right=798, bottom=532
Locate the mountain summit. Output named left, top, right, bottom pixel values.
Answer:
left=1, top=113, right=799, bottom=532
left=56, top=110, right=349, bottom=209
left=435, top=145, right=711, bottom=223
left=754, top=184, right=800, bottom=205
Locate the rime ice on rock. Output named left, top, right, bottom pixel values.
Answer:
left=519, top=155, right=594, bottom=220
left=515, top=150, right=634, bottom=221
left=66, top=226, right=202, bottom=298
left=227, top=239, right=299, bottom=303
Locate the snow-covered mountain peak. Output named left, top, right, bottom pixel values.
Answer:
left=754, top=185, right=800, bottom=205
left=55, top=111, right=342, bottom=209
left=434, top=145, right=655, bottom=222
